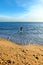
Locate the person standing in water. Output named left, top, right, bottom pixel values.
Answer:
left=19, top=27, right=23, bottom=32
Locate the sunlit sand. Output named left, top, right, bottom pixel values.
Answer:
left=0, top=38, right=43, bottom=65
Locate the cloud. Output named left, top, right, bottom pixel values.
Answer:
left=5, top=0, right=39, bottom=9
left=16, top=0, right=43, bottom=22
left=0, top=0, right=43, bottom=22
left=20, top=5, right=43, bottom=22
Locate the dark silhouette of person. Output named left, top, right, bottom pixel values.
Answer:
left=20, top=27, right=23, bottom=31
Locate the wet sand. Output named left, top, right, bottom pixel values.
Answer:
left=0, top=38, right=43, bottom=65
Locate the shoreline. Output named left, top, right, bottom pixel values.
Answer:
left=0, top=37, right=43, bottom=46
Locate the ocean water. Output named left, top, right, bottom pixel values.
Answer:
left=0, top=22, right=43, bottom=45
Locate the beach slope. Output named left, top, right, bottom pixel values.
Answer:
left=0, top=38, right=43, bottom=65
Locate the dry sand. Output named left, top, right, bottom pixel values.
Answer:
left=0, top=38, right=43, bottom=65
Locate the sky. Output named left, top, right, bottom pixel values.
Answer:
left=0, top=0, right=43, bottom=22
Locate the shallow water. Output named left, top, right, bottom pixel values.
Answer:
left=0, top=22, right=43, bottom=45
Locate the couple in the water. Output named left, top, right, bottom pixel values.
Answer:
left=19, top=27, right=23, bottom=33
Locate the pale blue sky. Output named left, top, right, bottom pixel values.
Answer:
left=0, top=0, right=43, bottom=22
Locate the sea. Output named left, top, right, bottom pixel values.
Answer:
left=0, top=22, right=43, bottom=45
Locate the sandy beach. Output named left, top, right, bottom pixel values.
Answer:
left=0, top=38, right=43, bottom=65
